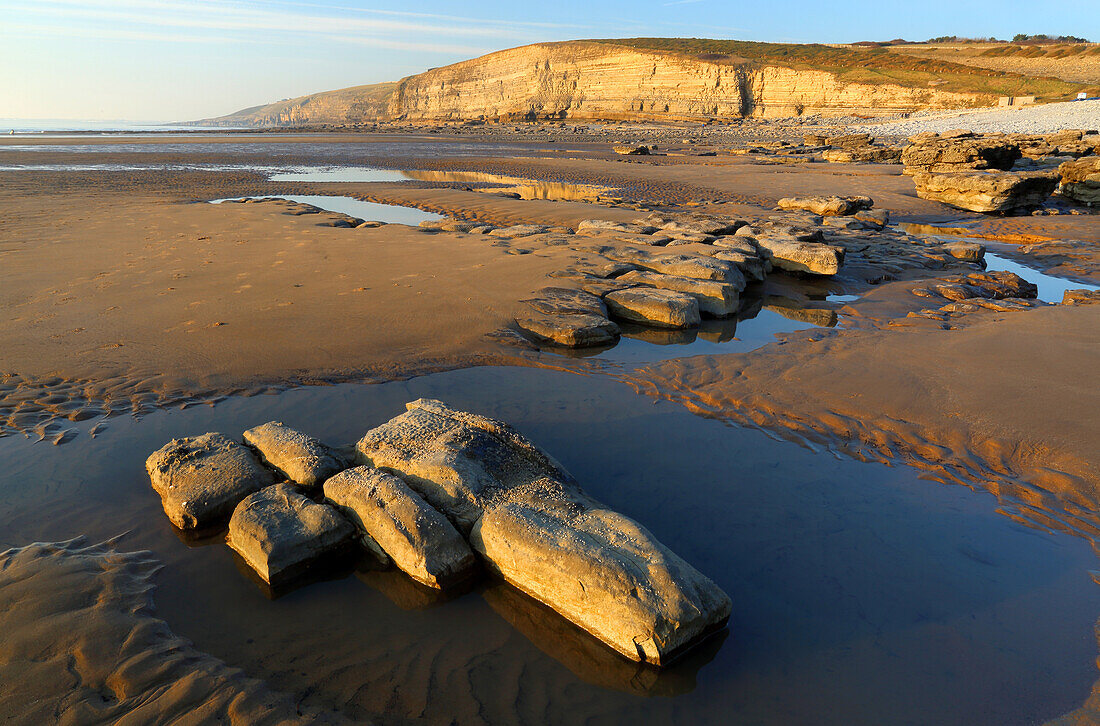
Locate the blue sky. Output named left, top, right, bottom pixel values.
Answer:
left=1, top=0, right=1096, bottom=121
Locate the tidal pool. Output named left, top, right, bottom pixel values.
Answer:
left=211, top=194, right=446, bottom=225
left=1, top=366, right=1097, bottom=725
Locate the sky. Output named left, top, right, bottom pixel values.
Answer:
left=1, top=0, right=1097, bottom=122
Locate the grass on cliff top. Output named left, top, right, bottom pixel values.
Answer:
left=592, top=38, right=1092, bottom=100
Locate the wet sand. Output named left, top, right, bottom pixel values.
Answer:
left=2, top=130, right=1100, bottom=724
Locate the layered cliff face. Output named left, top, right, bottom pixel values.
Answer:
left=389, top=42, right=985, bottom=121
left=198, top=41, right=990, bottom=127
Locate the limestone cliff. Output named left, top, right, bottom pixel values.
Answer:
left=198, top=41, right=989, bottom=126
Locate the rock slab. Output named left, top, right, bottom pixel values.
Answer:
left=324, top=466, right=476, bottom=589
left=243, top=421, right=345, bottom=488
left=355, top=399, right=732, bottom=665
left=227, top=483, right=355, bottom=586
left=604, top=288, right=702, bottom=328
left=146, top=433, right=275, bottom=530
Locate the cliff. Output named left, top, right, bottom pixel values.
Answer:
left=196, top=40, right=994, bottom=127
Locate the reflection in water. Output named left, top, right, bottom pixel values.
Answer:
left=401, top=169, right=620, bottom=201
left=481, top=582, right=725, bottom=697
left=538, top=289, right=838, bottom=364
left=982, top=252, right=1100, bottom=303
left=356, top=565, right=472, bottom=611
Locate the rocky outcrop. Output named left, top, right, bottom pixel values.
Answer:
left=1058, top=157, right=1100, bottom=205
left=355, top=399, right=732, bottom=664
left=227, top=483, right=355, bottom=586
left=324, top=466, right=477, bottom=589
left=902, top=132, right=1022, bottom=175
left=200, top=41, right=990, bottom=127
left=912, top=170, right=1060, bottom=213
left=146, top=433, right=275, bottom=530
left=243, top=421, right=345, bottom=488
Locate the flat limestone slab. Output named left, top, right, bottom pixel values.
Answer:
left=357, top=399, right=580, bottom=533
left=604, top=288, right=701, bottom=328
left=471, top=488, right=732, bottom=665
left=753, top=236, right=844, bottom=276
left=243, top=421, right=346, bottom=488
left=515, top=313, right=620, bottom=347
left=356, top=399, right=732, bottom=665
left=324, top=466, right=476, bottom=589
left=227, top=483, right=355, bottom=586
left=618, top=270, right=739, bottom=317
left=146, top=433, right=275, bottom=530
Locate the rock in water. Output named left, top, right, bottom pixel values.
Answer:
left=515, top=313, right=620, bottom=347
left=777, top=195, right=873, bottom=216
left=146, top=433, right=275, bottom=530
left=227, top=483, right=355, bottom=586
left=243, top=421, right=345, bottom=488
left=355, top=399, right=732, bottom=664
left=604, top=288, right=702, bottom=328
left=324, top=466, right=476, bottom=589
left=617, top=270, right=740, bottom=317
left=911, top=171, right=1060, bottom=213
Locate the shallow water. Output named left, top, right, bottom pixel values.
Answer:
left=1, top=366, right=1097, bottom=724
left=983, top=252, right=1100, bottom=303
left=212, top=194, right=446, bottom=225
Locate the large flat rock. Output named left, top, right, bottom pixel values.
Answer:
left=355, top=399, right=732, bottom=665
left=777, top=195, right=873, bottom=216
left=912, top=170, right=1060, bottom=213
left=752, top=235, right=845, bottom=276
left=618, top=270, right=739, bottom=317
left=243, top=421, right=346, bottom=488
left=604, top=287, right=701, bottom=328
left=227, top=483, right=355, bottom=586
left=471, top=486, right=732, bottom=665
left=324, top=466, right=477, bottom=589
left=146, top=433, right=275, bottom=530
left=515, top=313, right=620, bottom=348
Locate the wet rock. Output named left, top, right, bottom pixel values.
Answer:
left=902, top=133, right=1021, bottom=175
left=1058, top=158, right=1100, bottom=205
left=649, top=216, right=743, bottom=237
left=243, top=422, right=346, bottom=488
left=613, top=144, right=650, bottom=155
left=146, top=433, right=275, bottom=530
left=942, top=241, right=986, bottom=262
left=604, top=288, right=701, bottom=328
left=522, top=287, right=608, bottom=317
left=753, top=235, right=844, bottom=276
left=227, top=483, right=355, bottom=586
left=355, top=399, right=732, bottom=665
left=324, top=466, right=476, bottom=589
left=965, top=271, right=1038, bottom=299
left=515, top=313, right=620, bottom=347
left=912, top=171, right=1059, bottom=213
left=1063, top=289, right=1100, bottom=305
left=777, top=196, right=873, bottom=216
left=618, top=270, right=739, bottom=317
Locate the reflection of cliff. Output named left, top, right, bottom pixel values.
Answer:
left=481, top=582, right=725, bottom=697
left=199, top=41, right=987, bottom=127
